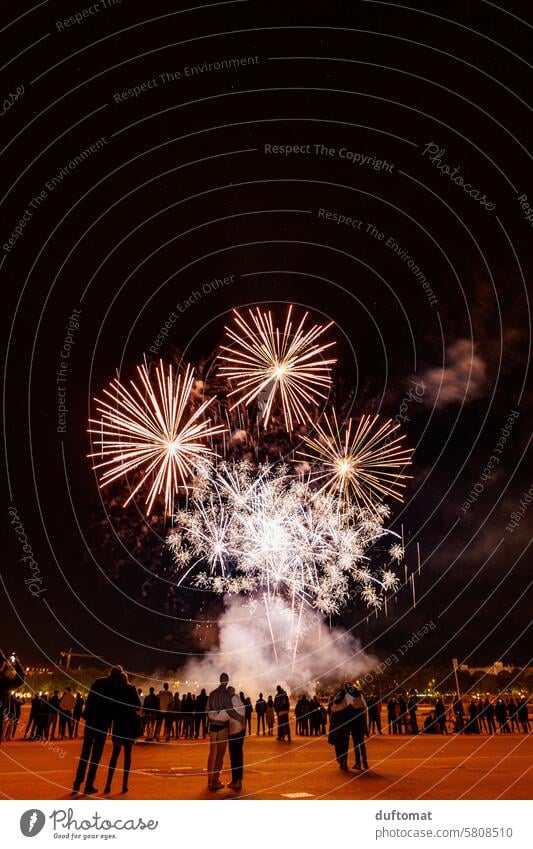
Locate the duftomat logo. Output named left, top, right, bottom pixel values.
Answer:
left=20, top=809, right=46, bottom=837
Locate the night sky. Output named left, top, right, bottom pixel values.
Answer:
left=3, top=0, right=532, bottom=675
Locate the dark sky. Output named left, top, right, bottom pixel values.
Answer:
left=2, top=0, right=532, bottom=675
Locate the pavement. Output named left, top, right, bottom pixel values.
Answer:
left=1, top=725, right=532, bottom=800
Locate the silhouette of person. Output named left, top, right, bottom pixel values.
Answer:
left=368, top=694, right=382, bottom=735
left=73, top=693, right=84, bottom=737
left=434, top=698, right=447, bottom=734
left=73, top=666, right=124, bottom=795
left=255, top=692, right=267, bottom=735
left=195, top=688, right=208, bottom=739
left=387, top=697, right=398, bottom=734
left=517, top=697, right=530, bottom=733
left=227, top=686, right=246, bottom=791
left=266, top=696, right=275, bottom=735
left=484, top=698, right=496, bottom=734
left=104, top=672, right=141, bottom=795
left=274, top=685, right=291, bottom=742
left=205, top=673, right=242, bottom=791
left=142, top=687, right=160, bottom=741
left=408, top=696, right=419, bottom=734
left=0, top=652, right=24, bottom=744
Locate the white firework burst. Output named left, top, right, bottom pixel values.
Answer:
left=168, top=461, right=400, bottom=625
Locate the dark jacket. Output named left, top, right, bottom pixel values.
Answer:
left=73, top=695, right=84, bottom=718
left=274, top=690, right=290, bottom=714
left=83, top=674, right=124, bottom=733
left=142, top=693, right=160, bottom=714
left=327, top=690, right=354, bottom=747
left=112, top=684, right=142, bottom=744
left=517, top=701, right=529, bottom=722
left=49, top=695, right=61, bottom=714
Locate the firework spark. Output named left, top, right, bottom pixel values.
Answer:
left=217, top=305, right=336, bottom=430
left=297, top=410, right=413, bottom=510
left=168, top=461, right=401, bottom=656
left=88, top=360, right=225, bottom=515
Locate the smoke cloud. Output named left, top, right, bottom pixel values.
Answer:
left=421, top=338, right=486, bottom=407
left=171, top=596, right=376, bottom=697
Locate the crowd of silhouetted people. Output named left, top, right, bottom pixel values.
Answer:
left=383, top=694, right=531, bottom=735
left=1, top=649, right=531, bottom=796
left=4, top=682, right=533, bottom=749
left=11, top=687, right=530, bottom=748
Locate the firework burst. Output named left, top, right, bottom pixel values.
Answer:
left=297, top=410, right=413, bottom=510
left=217, top=305, right=336, bottom=430
left=168, top=461, right=401, bottom=656
left=88, top=360, right=225, bottom=515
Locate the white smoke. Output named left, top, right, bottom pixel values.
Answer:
left=173, top=596, right=376, bottom=698
left=421, top=338, right=486, bottom=407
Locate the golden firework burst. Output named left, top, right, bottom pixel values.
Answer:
left=88, top=360, right=225, bottom=515
left=298, top=410, right=413, bottom=509
left=217, top=305, right=336, bottom=430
